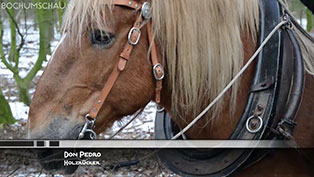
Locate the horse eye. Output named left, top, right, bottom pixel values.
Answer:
left=91, top=30, right=115, bottom=48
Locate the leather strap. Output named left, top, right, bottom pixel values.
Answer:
left=147, top=22, right=164, bottom=104
left=88, top=1, right=164, bottom=120
left=114, top=0, right=142, bottom=10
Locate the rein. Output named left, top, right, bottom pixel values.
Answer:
left=79, top=0, right=164, bottom=139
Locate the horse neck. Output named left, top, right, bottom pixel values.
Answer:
left=160, top=30, right=257, bottom=139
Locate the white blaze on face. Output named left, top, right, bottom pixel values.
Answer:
left=48, top=34, right=67, bottom=66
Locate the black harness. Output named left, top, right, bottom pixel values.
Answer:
left=154, top=0, right=305, bottom=176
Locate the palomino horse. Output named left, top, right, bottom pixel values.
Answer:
left=28, top=0, right=314, bottom=176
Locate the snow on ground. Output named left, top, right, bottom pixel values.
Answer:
left=103, top=102, right=156, bottom=139
left=9, top=102, right=29, bottom=121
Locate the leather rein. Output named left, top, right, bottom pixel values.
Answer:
left=79, top=0, right=164, bottom=139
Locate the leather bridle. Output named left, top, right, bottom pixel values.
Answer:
left=79, top=0, right=164, bottom=139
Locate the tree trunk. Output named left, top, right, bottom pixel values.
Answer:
left=8, top=0, right=17, bottom=62
left=14, top=74, right=31, bottom=106
left=17, top=85, right=30, bottom=106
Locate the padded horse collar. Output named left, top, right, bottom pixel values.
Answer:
left=79, top=0, right=165, bottom=139
left=154, top=0, right=305, bottom=176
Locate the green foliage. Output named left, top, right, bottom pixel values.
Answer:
left=0, top=88, right=16, bottom=125
left=306, top=9, right=313, bottom=32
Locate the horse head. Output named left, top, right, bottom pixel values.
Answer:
left=28, top=0, right=159, bottom=172
left=28, top=0, right=156, bottom=140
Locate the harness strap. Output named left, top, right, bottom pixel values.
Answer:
left=88, top=13, right=144, bottom=119
left=87, top=1, right=164, bottom=120
left=147, top=21, right=164, bottom=104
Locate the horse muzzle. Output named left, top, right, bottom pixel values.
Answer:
left=30, top=118, right=87, bottom=174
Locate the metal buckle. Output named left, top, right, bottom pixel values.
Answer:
left=281, top=14, right=292, bottom=29
left=128, top=27, right=141, bottom=45
left=153, top=63, right=165, bottom=81
left=78, top=114, right=96, bottom=140
left=141, top=2, right=152, bottom=20
left=246, top=115, right=263, bottom=133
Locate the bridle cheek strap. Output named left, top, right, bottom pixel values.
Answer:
left=87, top=1, right=164, bottom=120
left=147, top=21, right=164, bottom=103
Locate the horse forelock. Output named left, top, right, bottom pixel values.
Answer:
left=61, top=0, right=114, bottom=45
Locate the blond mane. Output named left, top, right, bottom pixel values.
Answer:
left=61, top=0, right=314, bottom=123
left=152, top=0, right=260, bottom=120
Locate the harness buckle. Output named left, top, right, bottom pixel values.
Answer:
left=153, top=63, right=165, bottom=81
left=128, top=27, right=141, bottom=45
left=78, top=114, right=96, bottom=140
left=277, top=118, right=297, bottom=139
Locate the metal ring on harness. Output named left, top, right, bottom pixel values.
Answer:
left=246, top=115, right=263, bottom=133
